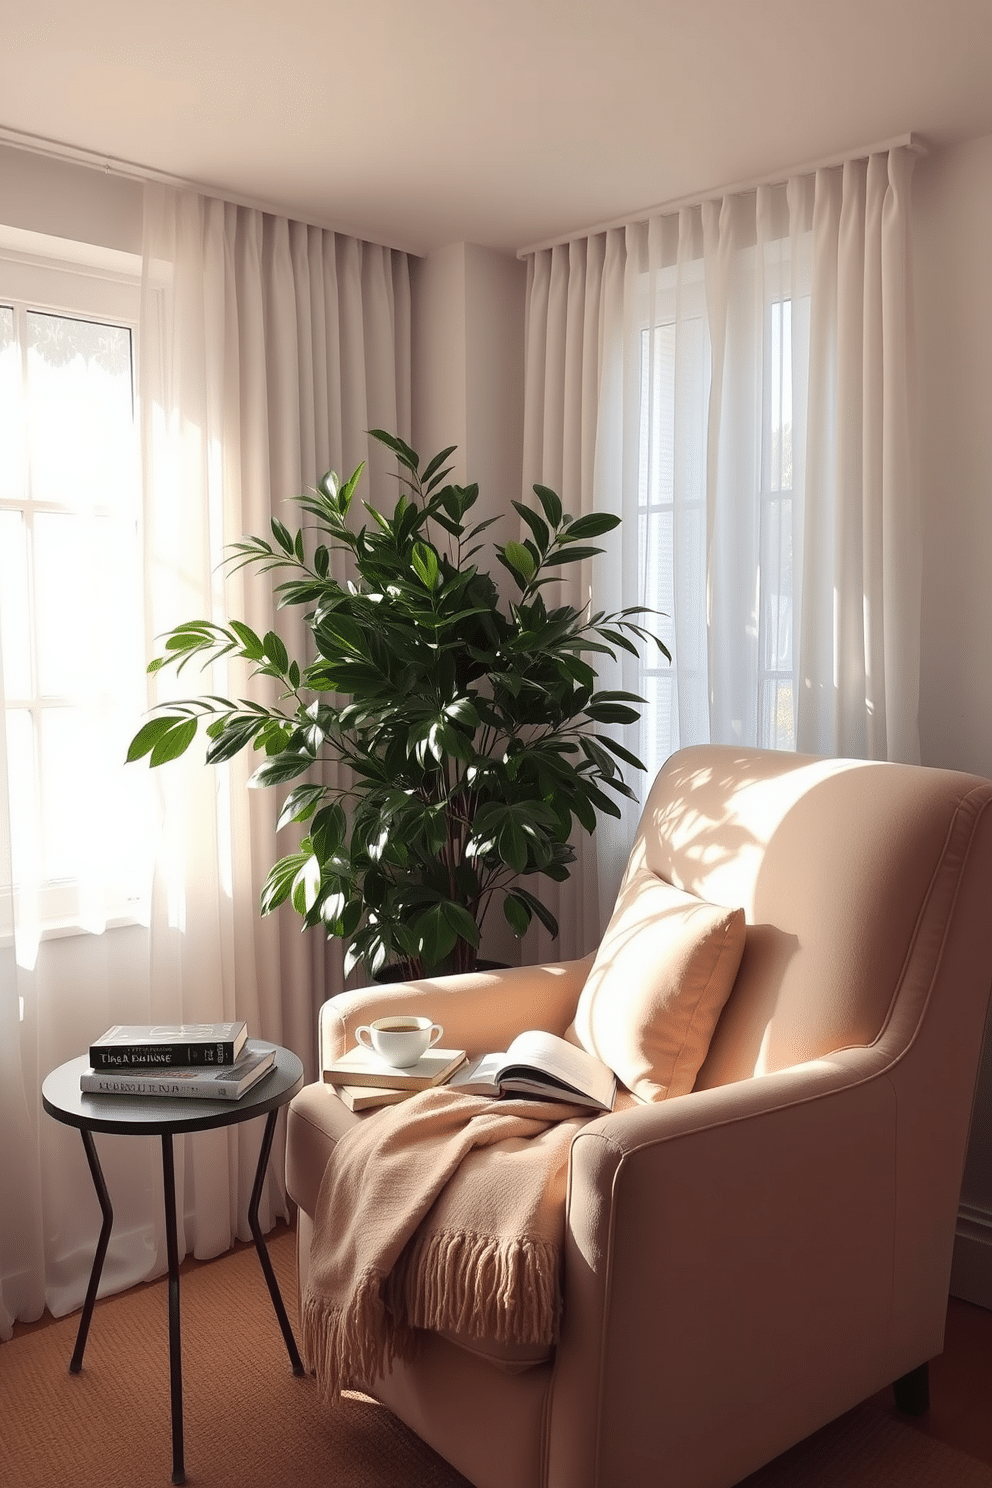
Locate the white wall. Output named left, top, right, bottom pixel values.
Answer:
left=411, top=243, right=470, bottom=479
left=410, top=241, right=528, bottom=966
left=914, top=132, right=992, bottom=1305
left=0, top=144, right=142, bottom=253
left=411, top=241, right=526, bottom=516
left=915, top=134, right=992, bottom=777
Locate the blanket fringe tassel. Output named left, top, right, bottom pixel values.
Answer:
left=303, top=1231, right=561, bottom=1400
left=303, top=1265, right=414, bottom=1403
left=391, top=1228, right=561, bottom=1345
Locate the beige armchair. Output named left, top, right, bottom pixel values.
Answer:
left=286, top=744, right=992, bottom=1488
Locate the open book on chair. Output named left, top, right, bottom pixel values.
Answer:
left=448, top=1030, right=617, bottom=1112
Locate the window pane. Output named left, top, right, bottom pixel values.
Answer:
left=33, top=511, right=143, bottom=698
left=5, top=708, right=36, bottom=885
left=38, top=705, right=152, bottom=887
left=0, top=510, right=31, bottom=698
left=769, top=299, right=793, bottom=493
left=26, top=313, right=135, bottom=514
left=760, top=495, right=794, bottom=673
left=0, top=306, right=20, bottom=502
left=761, top=679, right=795, bottom=752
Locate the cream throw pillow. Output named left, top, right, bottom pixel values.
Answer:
left=568, top=872, right=746, bottom=1103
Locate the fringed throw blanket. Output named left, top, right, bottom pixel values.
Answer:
left=302, top=1084, right=591, bottom=1400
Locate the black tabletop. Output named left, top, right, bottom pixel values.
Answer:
left=42, top=1042, right=305, bottom=1137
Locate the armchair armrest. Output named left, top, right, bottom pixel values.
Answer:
left=550, top=1045, right=915, bottom=1488
left=318, top=956, right=594, bottom=1068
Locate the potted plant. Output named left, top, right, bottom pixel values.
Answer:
left=128, top=431, right=667, bottom=979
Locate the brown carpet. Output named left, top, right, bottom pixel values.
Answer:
left=1, top=1227, right=990, bottom=1488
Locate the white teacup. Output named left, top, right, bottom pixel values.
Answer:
left=355, top=1015, right=443, bottom=1068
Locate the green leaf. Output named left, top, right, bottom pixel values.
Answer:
left=127, top=715, right=183, bottom=763
left=249, top=752, right=313, bottom=788
left=580, top=735, right=618, bottom=778
left=533, top=484, right=563, bottom=527
left=591, top=733, right=647, bottom=771
left=411, top=541, right=440, bottom=591
left=260, top=852, right=308, bottom=915
left=204, top=716, right=266, bottom=764
left=337, top=463, right=366, bottom=513
left=421, top=445, right=458, bottom=484
left=541, top=545, right=605, bottom=567
left=369, top=428, right=419, bottom=473
left=502, top=894, right=531, bottom=937
left=263, top=630, right=290, bottom=674
left=561, top=512, right=620, bottom=541
left=228, top=620, right=266, bottom=660
left=445, top=696, right=481, bottom=730
left=512, top=501, right=550, bottom=555
left=509, top=886, right=559, bottom=938
left=439, top=900, right=481, bottom=948
left=310, top=802, right=347, bottom=861
left=584, top=702, right=641, bottom=724
left=276, top=783, right=327, bottom=831
left=415, top=903, right=457, bottom=970
left=503, top=541, right=537, bottom=582
left=498, top=817, right=530, bottom=874
left=291, top=854, right=322, bottom=915
left=148, top=718, right=198, bottom=766
left=271, top=518, right=294, bottom=555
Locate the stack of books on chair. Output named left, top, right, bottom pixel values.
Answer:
left=323, top=1044, right=469, bottom=1111
left=323, top=1031, right=619, bottom=1112
left=80, top=1022, right=276, bottom=1101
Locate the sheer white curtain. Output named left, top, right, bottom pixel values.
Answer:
left=0, top=183, right=411, bottom=1336
left=523, top=145, right=921, bottom=952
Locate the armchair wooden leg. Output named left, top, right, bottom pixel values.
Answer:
left=893, top=1361, right=930, bottom=1416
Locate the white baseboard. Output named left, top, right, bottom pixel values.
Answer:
left=951, top=1203, right=992, bottom=1310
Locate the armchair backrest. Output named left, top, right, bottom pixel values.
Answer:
left=625, top=745, right=992, bottom=1089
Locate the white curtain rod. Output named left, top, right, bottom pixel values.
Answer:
left=516, top=132, right=928, bottom=259
left=0, top=125, right=420, bottom=257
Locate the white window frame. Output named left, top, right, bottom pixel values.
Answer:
left=0, top=231, right=150, bottom=939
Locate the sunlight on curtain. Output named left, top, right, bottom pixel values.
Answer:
left=0, top=189, right=411, bottom=1335
left=135, top=185, right=412, bottom=1273
left=522, top=146, right=921, bottom=952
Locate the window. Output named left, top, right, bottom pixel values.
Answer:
left=0, top=244, right=151, bottom=935
left=758, top=296, right=796, bottom=752
left=636, top=276, right=709, bottom=775
left=636, top=266, right=800, bottom=760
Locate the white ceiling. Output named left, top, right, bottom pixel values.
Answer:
left=3, top=0, right=992, bottom=256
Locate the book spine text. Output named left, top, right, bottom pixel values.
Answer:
left=89, top=1042, right=236, bottom=1069
left=81, top=1075, right=240, bottom=1099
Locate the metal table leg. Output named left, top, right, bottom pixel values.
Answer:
left=69, top=1128, right=114, bottom=1374
left=248, top=1108, right=305, bottom=1375
left=63, top=1088, right=302, bottom=1486
left=161, top=1133, right=186, bottom=1487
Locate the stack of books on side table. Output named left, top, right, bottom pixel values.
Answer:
left=323, top=1045, right=469, bottom=1111
left=80, top=1022, right=276, bottom=1100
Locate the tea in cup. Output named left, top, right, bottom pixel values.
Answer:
left=355, top=1015, right=443, bottom=1068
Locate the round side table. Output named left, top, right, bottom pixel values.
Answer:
left=42, top=1042, right=305, bottom=1486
